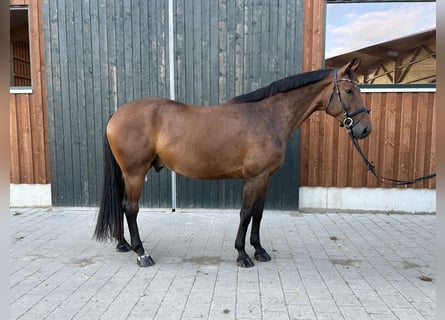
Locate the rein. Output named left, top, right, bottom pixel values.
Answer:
left=349, top=134, right=436, bottom=186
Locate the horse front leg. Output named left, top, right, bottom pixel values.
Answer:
left=250, top=196, right=271, bottom=262
left=235, top=175, right=271, bottom=268
left=235, top=206, right=254, bottom=267
left=123, top=175, right=155, bottom=267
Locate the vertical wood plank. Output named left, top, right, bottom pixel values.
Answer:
left=307, top=115, right=317, bottom=185
left=39, top=0, right=51, bottom=183
left=277, top=0, right=287, bottom=76
left=299, top=119, right=310, bottom=186
left=234, top=0, right=244, bottom=97
left=131, top=0, right=141, bottom=100
left=16, top=94, right=34, bottom=183
left=303, top=0, right=314, bottom=71
left=209, top=0, right=219, bottom=104
left=398, top=92, right=413, bottom=184
left=107, top=0, right=118, bottom=109
left=422, top=93, right=434, bottom=189
left=303, top=0, right=324, bottom=71
left=43, top=0, right=62, bottom=202
left=201, top=0, right=210, bottom=106
left=74, top=0, right=89, bottom=204
left=114, top=0, right=125, bottom=106
left=10, top=95, right=20, bottom=182
left=140, top=0, right=150, bottom=98
left=392, top=94, right=402, bottom=185
left=250, top=1, right=261, bottom=91
left=376, top=94, right=387, bottom=183
left=362, top=94, right=373, bottom=186
left=226, top=0, right=236, bottom=99
left=383, top=94, right=397, bottom=183
left=259, top=0, right=269, bottom=82
left=218, top=0, right=226, bottom=101
left=29, top=0, right=48, bottom=183
left=59, top=0, right=75, bottom=204
left=64, top=0, right=81, bottom=204
left=428, top=93, right=436, bottom=188
left=365, top=93, right=380, bottom=187
left=414, top=93, right=428, bottom=189
left=336, top=116, right=349, bottom=187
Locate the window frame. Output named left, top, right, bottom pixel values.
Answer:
left=324, top=0, right=436, bottom=93
left=10, top=5, right=33, bottom=94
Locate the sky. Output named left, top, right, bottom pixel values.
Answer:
left=325, top=2, right=436, bottom=58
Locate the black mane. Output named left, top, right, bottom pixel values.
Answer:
left=230, top=69, right=333, bottom=104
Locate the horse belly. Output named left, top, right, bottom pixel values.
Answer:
left=156, top=134, right=244, bottom=179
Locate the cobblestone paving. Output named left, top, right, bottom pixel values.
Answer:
left=10, top=208, right=435, bottom=319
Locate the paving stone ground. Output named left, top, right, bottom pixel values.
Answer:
left=10, top=207, right=435, bottom=320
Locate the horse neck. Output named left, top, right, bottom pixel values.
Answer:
left=265, top=76, right=332, bottom=139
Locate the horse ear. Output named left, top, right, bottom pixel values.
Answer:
left=339, top=58, right=361, bottom=76
left=348, top=58, right=361, bottom=72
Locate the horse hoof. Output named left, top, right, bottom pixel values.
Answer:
left=237, top=256, right=255, bottom=268
left=137, top=254, right=155, bottom=267
left=116, top=241, right=132, bottom=252
left=254, top=250, right=271, bottom=262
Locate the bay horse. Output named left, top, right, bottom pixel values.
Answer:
left=94, top=59, right=371, bottom=268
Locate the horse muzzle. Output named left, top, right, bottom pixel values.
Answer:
left=350, top=122, right=371, bottom=139
left=340, top=106, right=371, bottom=139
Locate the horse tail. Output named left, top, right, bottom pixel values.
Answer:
left=94, top=132, right=125, bottom=242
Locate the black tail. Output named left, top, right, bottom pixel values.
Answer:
left=94, top=133, right=125, bottom=241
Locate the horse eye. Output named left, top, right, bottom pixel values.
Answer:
left=345, top=88, right=353, bottom=95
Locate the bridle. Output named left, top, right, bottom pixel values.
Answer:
left=325, top=68, right=436, bottom=186
left=325, top=68, right=369, bottom=133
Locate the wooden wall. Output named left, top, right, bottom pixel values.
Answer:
left=300, top=92, right=436, bottom=189
left=10, top=0, right=50, bottom=184
left=301, top=0, right=436, bottom=189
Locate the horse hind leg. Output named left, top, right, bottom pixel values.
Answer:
left=122, top=172, right=155, bottom=267
left=116, top=238, right=132, bottom=252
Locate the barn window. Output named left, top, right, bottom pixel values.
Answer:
left=325, top=0, right=436, bottom=91
left=10, top=6, right=32, bottom=93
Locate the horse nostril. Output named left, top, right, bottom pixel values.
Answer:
left=361, top=126, right=371, bottom=137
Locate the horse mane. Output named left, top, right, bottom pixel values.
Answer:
left=229, top=69, right=333, bottom=104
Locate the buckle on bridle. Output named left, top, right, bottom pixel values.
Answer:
left=340, top=106, right=369, bottom=128
left=342, top=117, right=354, bottom=128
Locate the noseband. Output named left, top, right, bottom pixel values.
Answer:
left=326, top=69, right=369, bottom=132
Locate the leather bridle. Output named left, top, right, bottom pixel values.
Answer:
left=326, top=68, right=369, bottom=133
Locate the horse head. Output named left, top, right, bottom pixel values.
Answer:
left=326, top=59, right=371, bottom=139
